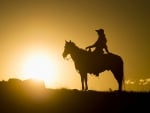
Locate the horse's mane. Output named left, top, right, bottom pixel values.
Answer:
left=70, top=41, right=88, bottom=54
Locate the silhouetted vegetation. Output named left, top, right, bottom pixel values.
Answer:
left=0, top=78, right=149, bottom=113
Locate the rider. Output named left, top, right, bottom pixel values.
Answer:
left=85, top=28, right=109, bottom=54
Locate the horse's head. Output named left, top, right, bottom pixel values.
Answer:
left=62, top=40, right=76, bottom=59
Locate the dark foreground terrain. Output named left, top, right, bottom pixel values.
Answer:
left=0, top=79, right=149, bottom=113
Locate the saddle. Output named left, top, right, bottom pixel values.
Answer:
left=86, top=48, right=110, bottom=74
left=87, top=48, right=104, bottom=57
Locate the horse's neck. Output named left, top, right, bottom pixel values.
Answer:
left=70, top=47, right=83, bottom=61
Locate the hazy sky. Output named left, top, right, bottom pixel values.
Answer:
left=0, top=0, right=149, bottom=91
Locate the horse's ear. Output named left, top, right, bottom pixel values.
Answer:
left=69, top=40, right=71, bottom=42
left=65, top=40, right=68, bottom=43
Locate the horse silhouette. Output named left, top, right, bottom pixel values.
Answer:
left=62, top=40, right=124, bottom=91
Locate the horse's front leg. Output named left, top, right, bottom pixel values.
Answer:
left=80, top=76, right=84, bottom=91
left=80, top=72, right=88, bottom=91
left=85, top=74, right=88, bottom=91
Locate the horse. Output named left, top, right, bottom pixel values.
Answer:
left=62, top=40, right=124, bottom=91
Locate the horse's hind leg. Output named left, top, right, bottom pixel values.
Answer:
left=118, top=70, right=124, bottom=92
left=118, top=80, right=122, bottom=91
left=80, top=76, right=84, bottom=91
left=112, top=70, right=123, bottom=92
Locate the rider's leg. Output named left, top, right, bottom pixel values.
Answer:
left=104, top=45, right=109, bottom=53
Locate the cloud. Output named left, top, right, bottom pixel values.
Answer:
left=139, top=78, right=150, bottom=85
left=125, top=78, right=150, bottom=85
left=125, top=79, right=135, bottom=85
left=125, top=78, right=150, bottom=91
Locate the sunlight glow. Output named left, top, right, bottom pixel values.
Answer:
left=22, top=53, right=59, bottom=87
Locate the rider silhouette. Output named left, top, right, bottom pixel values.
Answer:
left=86, top=28, right=109, bottom=54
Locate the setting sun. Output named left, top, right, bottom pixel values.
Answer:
left=22, top=52, right=59, bottom=87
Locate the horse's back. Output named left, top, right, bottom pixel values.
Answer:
left=102, top=52, right=123, bottom=62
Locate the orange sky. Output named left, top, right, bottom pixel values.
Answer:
left=0, top=0, right=149, bottom=91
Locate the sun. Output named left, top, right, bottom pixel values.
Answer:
left=22, top=53, right=59, bottom=87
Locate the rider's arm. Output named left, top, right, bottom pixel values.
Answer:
left=85, top=45, right=95, bottom=49
left=86, top=39, right=99, bottom=49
